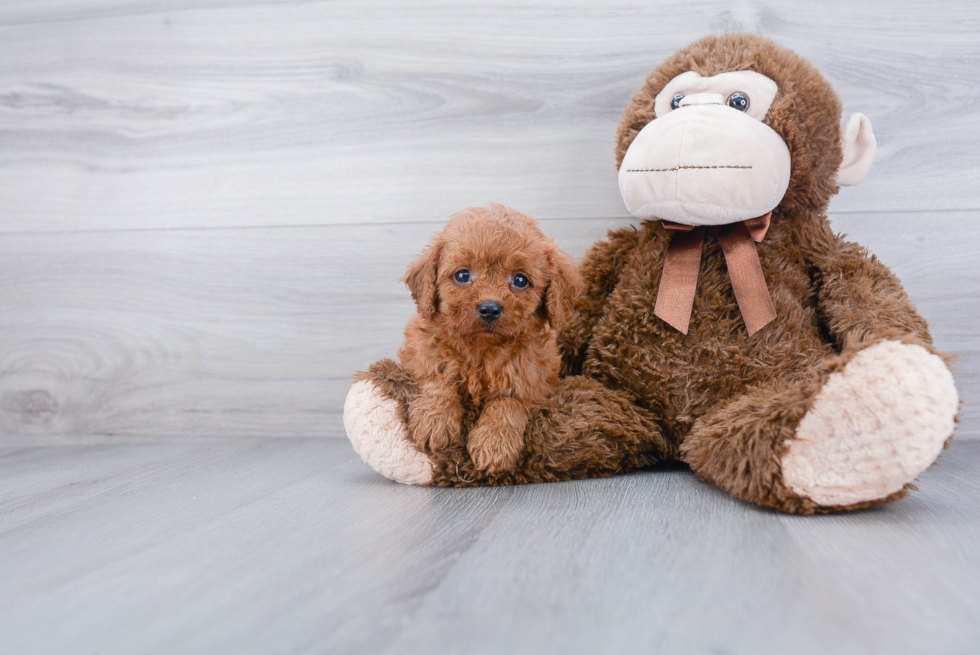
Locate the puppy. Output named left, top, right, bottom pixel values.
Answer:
left=398, top=205, right=582, bottom=475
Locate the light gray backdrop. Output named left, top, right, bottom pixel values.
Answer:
left=1, top=0, right=977, bottom=441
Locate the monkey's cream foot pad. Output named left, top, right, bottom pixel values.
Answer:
left=344, top=380, right=435, bottom=485
left=781, top=340, right=959, bottom=507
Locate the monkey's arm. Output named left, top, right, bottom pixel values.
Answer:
left=348, top=359, right=671, bottom=487
left=814, top=237, right=933, bottom=350
left=558, top=227, right=640, bottom=375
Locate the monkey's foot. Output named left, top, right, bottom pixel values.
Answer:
left=344, top=380, right=435, bottom=485
left=781, top=340, right=958, bottom=507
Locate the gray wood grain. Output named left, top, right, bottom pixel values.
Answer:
left=1, top=0, right=978, bottom=232
left=1, top=439, right=978, bottom=654
left=1, top=0, right=977, bottom=441
left=2, top=212, right=976, bottom=440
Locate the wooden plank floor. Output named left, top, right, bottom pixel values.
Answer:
left=1, top=0, right=978, bottom=440
left=1, top=439, right=978, bottom=654
left=1, top=0, right=978, bottom=233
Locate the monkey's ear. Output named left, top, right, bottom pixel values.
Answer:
left=544, top=247, right=583, bottom=331
left=402, top=239, right=442, bottom=319
left=836, top=113, right=876, bottom=186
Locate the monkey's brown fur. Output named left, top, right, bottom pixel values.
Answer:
left=398, top=205, right=582, bottom=475
left=360, top=34, right=942, bottom=513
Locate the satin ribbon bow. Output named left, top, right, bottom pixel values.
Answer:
left=653, top=212, right=776, bottom=336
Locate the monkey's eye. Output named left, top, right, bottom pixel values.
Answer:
left=670, top=93, right=685, bottom=110
left=454, top=269, right=471, bottom=284
left=727, top=92, right=749, bottom=112
left=511, top=273, right=530, bottom=289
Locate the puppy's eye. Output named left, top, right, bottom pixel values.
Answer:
left=727, top=92, right=749, bottom=112
left=512, top=273, right=529, bottom=289
left=670, top=93, right=685, bottom=110
left=454, top=269, right=471, bottom=284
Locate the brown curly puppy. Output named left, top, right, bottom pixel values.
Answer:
left=397, top=205, right=582, bottom=475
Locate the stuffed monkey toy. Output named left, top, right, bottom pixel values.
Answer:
left=344, top=34, right=959, bottom=514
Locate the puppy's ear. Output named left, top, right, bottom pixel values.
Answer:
left=543, top=246, right=582, bottom=330
left=402, top=237, right=443, bottom=319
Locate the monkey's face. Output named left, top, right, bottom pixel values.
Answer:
left=618, top=70, right=791, bottom=226
left=615, top=35, right=877, bottom=223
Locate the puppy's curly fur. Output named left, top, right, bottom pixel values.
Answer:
left=397, top=205, right=582, bottom=475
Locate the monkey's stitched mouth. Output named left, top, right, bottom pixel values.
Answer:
left=625, top=165, right=753, bottom=172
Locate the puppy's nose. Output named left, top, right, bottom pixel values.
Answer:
left=478, top=301, right=503, bottom=323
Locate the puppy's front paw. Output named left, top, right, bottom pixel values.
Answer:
left=408, top=398, right=462, bottom=453
left=468, top=420, right=524, bottom=475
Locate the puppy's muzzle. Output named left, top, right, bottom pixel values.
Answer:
left=478, top=301, right=503, bottom=323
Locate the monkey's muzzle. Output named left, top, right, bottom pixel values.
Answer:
left=618, top=103, right=791, bottom=226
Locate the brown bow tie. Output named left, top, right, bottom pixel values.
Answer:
left=653, top=213, right=776, bottom=336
